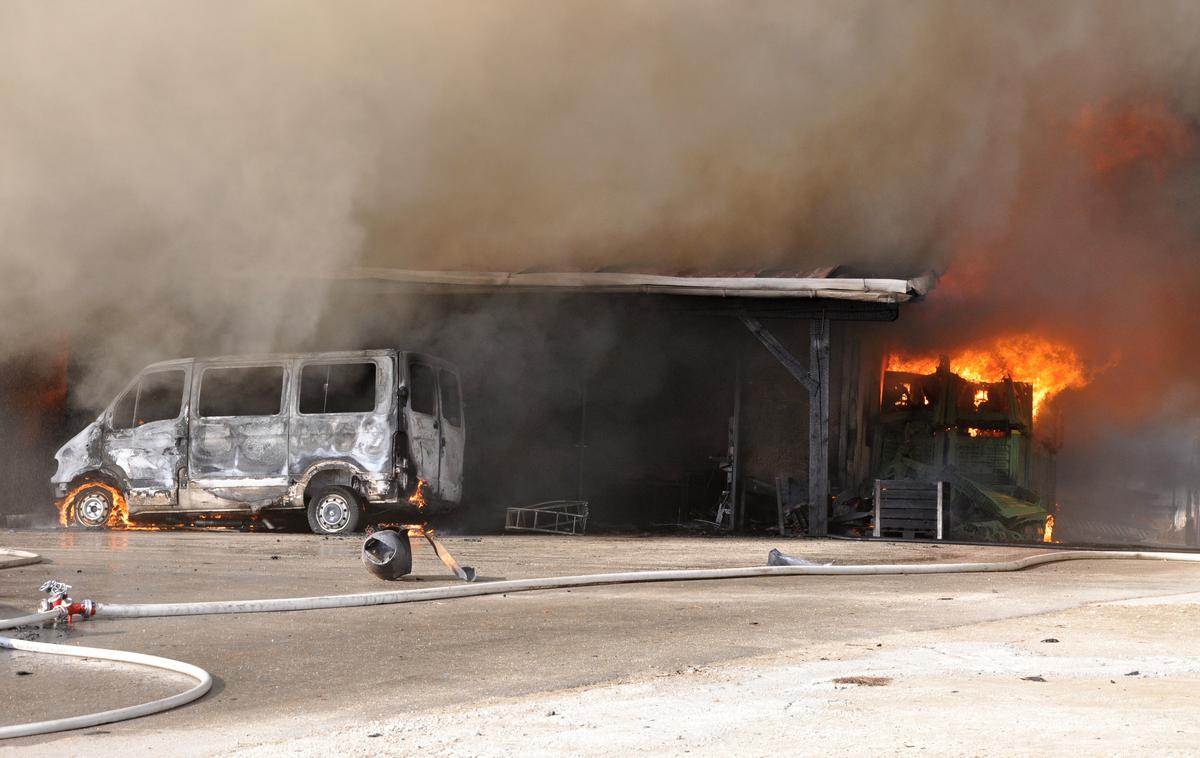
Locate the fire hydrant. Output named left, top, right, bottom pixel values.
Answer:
left=37, top=580, right=96, bottom=624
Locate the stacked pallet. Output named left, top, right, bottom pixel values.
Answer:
left=873, top=479, right=943, bottom=539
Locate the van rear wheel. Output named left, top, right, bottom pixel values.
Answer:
left=306, top=486, right=364, bottom=535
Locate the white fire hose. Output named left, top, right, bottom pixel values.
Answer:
left=4, top=545, right=1200, bottom=740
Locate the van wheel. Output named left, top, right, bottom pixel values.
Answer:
left=72, top=485, right=114, bottom=529
left=306, top=486, right=363, bottom=535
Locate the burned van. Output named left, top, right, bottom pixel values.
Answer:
left=51, top=350, right=465, bottom=534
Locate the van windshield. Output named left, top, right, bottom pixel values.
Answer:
left=112, top=369, right=185, bottom=429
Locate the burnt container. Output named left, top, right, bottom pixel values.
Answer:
left=362, top=529, right=413, bottom=580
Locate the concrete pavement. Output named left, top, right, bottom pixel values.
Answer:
left=3, top=531, right=1200, bottom=755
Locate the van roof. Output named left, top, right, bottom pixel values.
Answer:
left=142, top=350, right=456, bottom=372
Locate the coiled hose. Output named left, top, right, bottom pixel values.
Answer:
left=0, top=547, right=210, bottom=740
left=3, top=546, right=1200, bottom=739
left=0, top=635, right=213, bottom=740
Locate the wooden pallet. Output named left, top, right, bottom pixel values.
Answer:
left=873, top=479, right=943, bottom=539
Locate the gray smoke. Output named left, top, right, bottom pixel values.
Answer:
left=10, top=1, right=1192, bottom=392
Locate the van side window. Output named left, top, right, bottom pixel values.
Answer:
left=136, top=370, right=185, bottom=425
left=409, top=363, right=437, bottom=416
left=198, top=366, right=284, bottom=417
left=299, top=362, right=377, bottom=414
left=111, top=386, right=136, bottom=430
left=439, top=370, right=461, bottom=427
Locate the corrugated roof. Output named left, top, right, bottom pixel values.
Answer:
left=337, top=267, right=935, bottom=304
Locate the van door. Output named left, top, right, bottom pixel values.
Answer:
left=437, top=369, right=464, bottom=503
left=404, top=361, right=441, bottom=490
left=291, top=357, right=393, bottom=481
left=105, top=367, right=189, bottom=506
left=187, top=363, right=289, bottom=507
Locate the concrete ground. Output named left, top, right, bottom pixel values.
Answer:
left=3, top=530, right=1200, bottom=756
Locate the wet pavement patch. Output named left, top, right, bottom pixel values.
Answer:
left=833, top=676, right=892, bottom=686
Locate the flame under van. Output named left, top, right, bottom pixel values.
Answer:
left=51, top=350, right=465, bottom=534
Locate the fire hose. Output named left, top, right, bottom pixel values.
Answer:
left=4, top=546, right=1200, bottom=740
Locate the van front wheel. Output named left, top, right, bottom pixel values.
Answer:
left=306, top=486, right=363, bottom=535
left=72, top=485, right=115, bottom=529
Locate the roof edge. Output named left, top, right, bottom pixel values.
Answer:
left=338, top=268, right=934, bottom=304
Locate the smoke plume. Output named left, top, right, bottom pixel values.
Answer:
left=5, top=2, right=1193, bottom=372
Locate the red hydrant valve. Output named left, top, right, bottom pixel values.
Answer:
left=37, top=580, right=96, bottom=624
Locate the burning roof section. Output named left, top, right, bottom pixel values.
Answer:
left=335, top=266, right=936, bottom=304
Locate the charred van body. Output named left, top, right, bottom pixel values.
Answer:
left=50, top=350, right=465, bottom=534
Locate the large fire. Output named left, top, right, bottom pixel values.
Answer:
left=887, top=334, right=1089, bottom=418
left=1042, top=514, right=1055, bottom=544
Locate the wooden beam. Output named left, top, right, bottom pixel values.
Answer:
left=739, top=316, right=817, bottom=393
left=809, top=316, right=831, bottom=537
left=740, top=313, right=831, bottom=537
left=776, top=475, right=787, bottom=537
left=730, top=360, right=742, bottom=531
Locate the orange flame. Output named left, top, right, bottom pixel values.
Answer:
left=966, top=427, right=1005, bottom=439
left=1042, top=514, right=1056, bottom=543
left=887, top=355, right=941, bottom=375
left=404, top=523, right=431, bottom=538
left=408, top=479, right=429, bottom=509
left=972, top=388, right=989, bottom=410
left=56, top=493, right=70, bottom=528
left=372, top=521, right=433, bottom=538
left=381, top=480, right=432, bottom=538
left=887, top=334, right=1089, bottom=418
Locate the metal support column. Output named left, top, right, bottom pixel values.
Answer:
left=740, top=313, right=831, bottom=536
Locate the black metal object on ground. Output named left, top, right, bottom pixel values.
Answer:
left=362, top=530, right=413, bottom=580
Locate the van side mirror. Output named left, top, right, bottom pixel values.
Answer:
left=397, top=386, right=409, bottom=405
